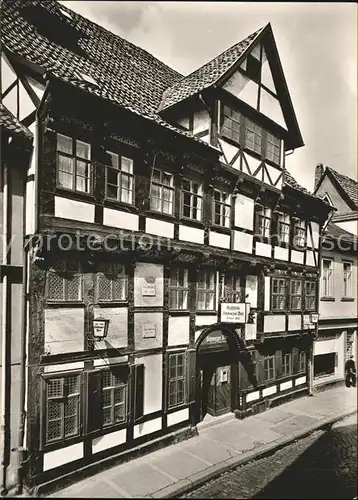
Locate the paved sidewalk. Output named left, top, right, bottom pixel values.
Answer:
left=43, top=386, right=356, bottom=498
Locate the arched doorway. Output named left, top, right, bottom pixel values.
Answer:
left=194, top=325, right=241, bottom=423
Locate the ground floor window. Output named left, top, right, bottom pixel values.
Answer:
left=298, top=351, right=307, bottom=373
left=168, top=353, right=186, bottom=408
left=314, top=353, right=336, bottom=378
left=264, top=355, right=275, bottom=381
left=101, top=370, right=128, bottom=427
left=282, top=352, right=292, bottom=377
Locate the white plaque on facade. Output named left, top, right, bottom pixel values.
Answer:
left=142, top=323, right=156, bottom=338
left=142, top=278, right=156, bottom=296
left=221, top=303, right=247, bottom=323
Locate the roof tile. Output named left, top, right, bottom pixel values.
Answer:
left=0, top=104, right=33, bottom=139
left=328, top=167, right=358, bottom=208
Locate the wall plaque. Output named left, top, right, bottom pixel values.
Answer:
left=221, top=303, right=247, bottom=323
left=142, top=277, right=156, bottom=296
left=142, top=323, right=157, bottom=338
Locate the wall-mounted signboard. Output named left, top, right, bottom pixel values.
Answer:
left=142, top=277, right=156, bottom=296
left=220, top=303, right=247, bottom=324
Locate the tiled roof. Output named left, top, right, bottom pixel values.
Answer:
left=159, top=26, right=265, bottom=111
left=1, top=0, right=218, bottom=150
left=0, top=104, right=33, bottom=139
left=283, top=170, right=312, bottom=196
left=324, top=222, right=357, bottom=244
left=327, top=167, right=358, bottom=208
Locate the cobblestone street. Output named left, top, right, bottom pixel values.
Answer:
left=181, top=413, right=357, bottom=499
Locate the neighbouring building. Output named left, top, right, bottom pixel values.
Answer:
left=313, top=166, right=358, bottom=391
left=1, top=0, right=332, bottom=494
left=0, top=105, right=33, bottom=494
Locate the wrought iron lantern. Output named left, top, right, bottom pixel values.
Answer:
left=92, top=317, right=110, bottom=341
left=310, top=312, right=319, bottom=324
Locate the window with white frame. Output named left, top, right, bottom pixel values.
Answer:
left=293, top=219, right=306, bottom=248
left=168, top=353, right=185, bottom=408
left=343, top=262, right=353, bottom=298
left=197, top=270, right=216, bottom=311
left=182, top=179, right=203, bottom=221
left=245, top=118, right=262, bottom=155
left=264, top=355, right=275, bottom=381
left=322, top=259, right=334, bottom=297
left=290, top=279, right=302, bottom=310
left=277, top=212, right=290, bottom=244
left=266, top=132, right=281, bottom=165
left=272, top=278, right=286, bottom=311
left=298, top=351, right=306, bottom=373
left=221, top=274, right=241, bottom=303
left=47, top=260, right=82, bottom=302
left=305, top=281, right=317, bottom=310
left=101, top=369, right=128, bottom=427
left=256, top=205, right=271, bottom=238
left=106, top=152, right=134, bottom=204
left=96, top=263, right=127, bottom=302
left=213, top=189, right=231, bottom=228
left=57, top=133, right=91, bottom=193
left=150, top=168, right=174, bottom=214
left=169, top=268, right=189, bottom=310
left=282, top=352, right=292, bottom=377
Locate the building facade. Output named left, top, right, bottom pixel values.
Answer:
left=1, top=0, right=332, bottom=493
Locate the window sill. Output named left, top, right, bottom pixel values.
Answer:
left=104, top=199, right=138, bottom=214
left=341, top=297, right=354, bottom=302
left=179, top=217, right=205, bottom=229
left=145, top=210, right=176, bottom=222
left=45, top=301, right=85, bottom=308
left=210, top=224, right=231, bottom=235
left=95, top=301, right=129, bottom=307
left=321, top=297, right=335, bottom=302
left=169, top=309, right=190, bottom=316
left=56, top=186, right=95, bottom=202
left=167, top=402, right=188, bottom=414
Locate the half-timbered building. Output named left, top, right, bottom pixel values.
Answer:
left=1, top=0, right=332, bottom=493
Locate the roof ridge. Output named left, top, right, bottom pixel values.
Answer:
left=327, top=166, right=358, bottom=185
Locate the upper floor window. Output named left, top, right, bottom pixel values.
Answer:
left=106, top=152, right=134, bottom=205
left=272, top=278, right=286, bottom=311
left=182, top=179, right=203, bottom=221
left=290, top=280, right=302, bottom=310
left=293, top=219, right=306, bottom=248
left=57, top=133, right=91, bottom=193
left=168, top=353, right=185, bottom=408
left=150, top=168, right=174, bottom=215
left=45, top=375, right=81, bottom=445
left=96, top=263, right=127, bottom=302
left=197, top=270, right=215, bottom=311
left=213, top=189, right=231, bottom=228
left=343, top=262, right=353, bottom=298
left=266, top=132, right=281, bottom=165
left=245, top=118, right=262, bottom=155
left=264, top=355, right=275, bottom=381
left=277, top=212, right=290, bottom=244
left=101, top=369, right=128, bottom=427
left=47, top=260, right=82, bottom=302
left=221, top=106, right=241, bottom=143
left=305, top=281, right=317, bottom=310
left=169, top=268, right=189, bottom=310
left=282, top=352, right=292, bottom=377
left=222, top=274, right=241, bottom=303
left=322, top=259, right=334, bottom=298
left=256, top=205, right=271, bottom=238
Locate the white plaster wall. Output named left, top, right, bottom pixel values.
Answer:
left=274, top=246, right=289, bottom=261
left=311, top=222, right=320, bottom=249
left=136, top=354, right=162, bottom=415
left=335, top=220, right=358, bottom=236
left=288, top=315, right=301, bottom=331
left=260, top=88, right=287, bottom=130
left=93, top=356, right=128, bottom=368
left=223, top=71, right=250, bottom=99
left=44, top=308, right=84, bottom=355
left=177, top=116, right=190, bottom=129
left=295, top=376, right=306, bottom=386
left=168, top=316, right=190, bottom=346
left=280, top=380, right=293, bottom=391
left=133, top=417, right=162, bottom=439
left=246, top=275, right=258, bottom=308
left=193, top=109, right=210, bottom=134
left=92, top=428, right=126, bottom=454
left=93, top=307, right=127, bottom=348
left=291, top=250, right=304, bottom=264
left=179, top=225, right=204, bottom=245
left=264, top=277, right=271, bottom=311
left=195, top=315, right=217, bottom=328
left=209, top=231, right=230, bottom=249
left=262, top=385, right=277, bottom=397
left=146, top=218, right=174, bottom=239
left=256, top=242, right=272, bottom=258
left=103, top=208, right=139, bottom=231
left=44, top=362, right=84, bottom=373
left=43, top=443, right=83, bottom=471
left=306, top=250, right=316, bottom=267
left=246, top=390, right=260, bottom=402
left=134, top=263, right=164, bottom=308
left=167, top=408, right=189, bottom=427
left=264, top=314, right=286, bottom=333
left=54, top=197, right=95, bottom=223
left=219, top=138, right=239, bottom=165
left=234, top=195, right=254, bottom=230
left=233, top=231, right=253, bottom=253
left=134, top=312, right=163, bottom=350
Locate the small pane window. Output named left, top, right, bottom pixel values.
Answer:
left=221, top=275, right=241, bottom=303
left=168, top=353, right=186, bottom=408
left=282, top=352, right=292, bottom=377
left=182, top=179, right=203, bottom=221
left=150, top=169, right=174, bottom=214
left=272, top=278, right=286, bottom=311
left=264, top=355, right=275, bottom=381
left=106, top=152, right=134, bottom=205
left=47, top=260, right=82, bottom=302
left=96, top=263, right=127, bottom=302
left=245, top=119, right=262, bottom=155
left=101, top=369, right=127, bottom=427
left=57, top=134, right=91, bottom=194
left=256, top=205, right=271, bottom=238
left=197, top=271, right=216, bottom=311
left=343, top=262, right=353, bottom=298
left=305, top=281, right=317, bottom=311
left=290, top=280, right=302, bottom=311
left=293, top=219, right=306, bottom=248
left=169, top=269, right=189, bottom=310
left=298, top=351, right=306, bottom=373
left=266, top=132, right=281, bottom=165
left=277, top=213, right=290, bottom=244
left=213, top=189, right=231, bottom=228
left=221, top=106, right=241, bottom=144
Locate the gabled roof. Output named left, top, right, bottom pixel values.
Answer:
left=1, top=0, right=218, bottom=151
left=159, top=26, right=265, bottom=111
left=0, top=104, right=33, bottom=139
left=283, top=170, right=311, bottom=196
left=326, top=167, right=358, bottom=208
left=324, top=222, right=357, bottom=245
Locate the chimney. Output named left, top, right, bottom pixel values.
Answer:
left=314, top=163, right=324, bottom=190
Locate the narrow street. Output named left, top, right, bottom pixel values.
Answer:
left=181, top=413, right=357, bottom=499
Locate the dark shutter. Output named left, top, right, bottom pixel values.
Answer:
left=133, top=364, right=144, bottom=422
left=257, top=350, right=265, bottom=384
left=292, top=346, right=299, bottom=374
left=84, top=370, right=102, bottom=434
left=275, top=349, right=282, bottom=379
left=271, top=211, right=279, bottom=246
left=186, top=348, right=197, bottom=404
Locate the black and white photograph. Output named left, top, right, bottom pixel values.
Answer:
left=0, top=0, right=357, bottom=498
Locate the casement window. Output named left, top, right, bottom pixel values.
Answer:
left=256, top=205, right=271, bottom=238
left=290, top=280, right=302, bottom=310
left=182, top=179, right=203, bottom=221
left=272, top=278, right=286, bottom=311
left=101, top=370, right=128, bottom=427
left=169, top=268, right=189, bottom=310
left=264, top=355, right=275, bottom=381
left=343, top=262, right=353, bottom=298
left=298, top=351, right=306, bottom=373
left=44, top=375, right=81, bottom=445
left=322, top=259, right=334, bottom=297
left=213, top=189, right=231, bottom=228
left=221, top=274, right=241, bottom=303
left=305, top=281, right=317, bottom=310
left=96, top=263, right=127, bottom=302
left=221, top=106, right=241, bottom=143
left=266, top=132, right=281, bottom=165
left=282, top=352, right=292, bottom=377
left=57, top=133, right=91, bottom=193
left=293, top=219, right=306, bottom=248
left=245, top=118, right=262, bottom=155
left=277, top=212, right=290, bottom=244
left=106, top=151, right=134, bottom=204
left=47, top=260, right=82, bottom=302
left=150, top=168, right=174, bottom=214
left=168, top=353, right=185, bottom=408
left=197, top=270, right=216, bottom=311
